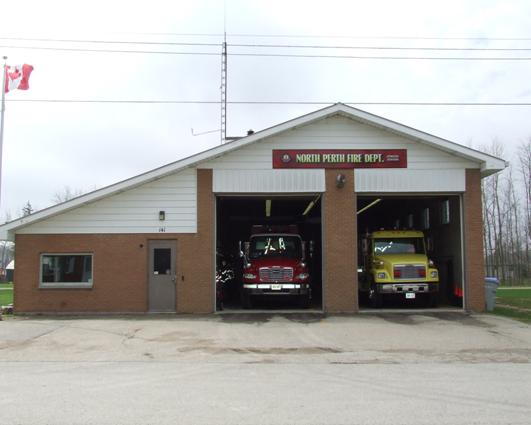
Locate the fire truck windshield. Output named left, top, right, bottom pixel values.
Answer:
left=373, top=238, right=425, bottom=254
left=250, top=235, right=302, bottom=259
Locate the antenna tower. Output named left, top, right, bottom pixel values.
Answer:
left=220, top=34, right=227, bottom=144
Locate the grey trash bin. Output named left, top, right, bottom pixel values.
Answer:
left=485, top=277, right=500, bottom=311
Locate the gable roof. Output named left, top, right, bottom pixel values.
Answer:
left=0, top=103, right=506, bottom=240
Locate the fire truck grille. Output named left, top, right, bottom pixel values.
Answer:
left=259, top=267, right=294, bottom=282
left=394, top=264, right=426, bottom=279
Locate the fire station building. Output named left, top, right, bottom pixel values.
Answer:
left=0, top=104, right=506, bottom=314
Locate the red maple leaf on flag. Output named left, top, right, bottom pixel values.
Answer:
left=4, top=64, right=34, bottom=93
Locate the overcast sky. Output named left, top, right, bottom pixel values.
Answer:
left=1, top=0, right=530, bottom=219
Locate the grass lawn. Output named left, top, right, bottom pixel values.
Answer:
left=493, top=288, right=531, bottom=324
left=0, top=282, right=13, bottom=307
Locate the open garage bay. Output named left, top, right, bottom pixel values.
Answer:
left=357, top=195, right=463, bottom=310
left=216, top=196, right=323, bottom=311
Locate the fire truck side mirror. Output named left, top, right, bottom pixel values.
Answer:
left=301, top=241, right=307, bottom=261
left=362, top=239, right=368, bottom=255
left=309, top=240, right=315, bottom=259
left=238, top=241, right=243, bottom=258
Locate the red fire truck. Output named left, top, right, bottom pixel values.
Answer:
left=239, top=225, right=311, bottom=308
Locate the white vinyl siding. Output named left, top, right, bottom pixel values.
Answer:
left=201, top=116, right=478, bottom=172
left=8, top=114, right=483, bottom=237
left=354, top=169, right=465, bottom=192
left=213, top=169, right=325, bottom=193
left=17, top=168, right=197, bottom=234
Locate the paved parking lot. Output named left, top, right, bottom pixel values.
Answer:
left=1, top=312, right=530, bottom=424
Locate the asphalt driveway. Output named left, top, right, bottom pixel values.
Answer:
left=1, top=312, right=530, bottom=424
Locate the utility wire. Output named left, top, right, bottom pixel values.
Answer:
left=227, top=33, right=531, bottom=42
left=0, top=36, right=219, bottom=47
left=3, top=32, right=531, bottom=41
left=3, top=44, right=531, bottom=60
left=4, top=36, right=531, bottom=51
left=0, top=45, right=219, bottom=56
left=70, top=31, right=531, bottom=41
left=229, top=52, right=531, bottom=60
left=6, top=99, right=531, bottom=106
left=232, top=43, right=531, bottom=52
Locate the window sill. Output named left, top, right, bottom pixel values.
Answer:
left=39, top=283, right=93, bottom=289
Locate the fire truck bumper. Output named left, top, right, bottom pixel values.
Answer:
left=243, top=283, right=310, bottom=295
left=377, top=283, right=438, bottom=294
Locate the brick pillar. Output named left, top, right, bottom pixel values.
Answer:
left=323, top=169, right=358, bottom=312
left=178, top=169, right=215, bottom=313
left=463, top=169, right=485, bottom=312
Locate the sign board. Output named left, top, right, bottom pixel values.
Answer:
left=272, top=149, right=407, bottom=169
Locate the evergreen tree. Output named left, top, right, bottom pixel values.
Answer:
left=21, top=201, right=34, bottom=217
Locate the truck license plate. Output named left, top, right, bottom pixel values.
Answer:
left=405, top=292, right=416, bottom=299
left=271, top=284, right=281, bottom=290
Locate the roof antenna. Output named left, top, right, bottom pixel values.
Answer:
left=191, top=128, right=220, bottom=137
left=220, top=0, right=228, bottom=144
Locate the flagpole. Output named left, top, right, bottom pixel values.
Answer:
left=0, top=56, right=6, bottom=209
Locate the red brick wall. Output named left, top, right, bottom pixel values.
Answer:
left=178, top=168, right=214, bottom=313
left=463, top=169, right=486, bottom=312
left=14, top=169, right=215, bottom=314
left=323, top=169, right=358, bottom=312
left=16, top=165, right=485, bottom=315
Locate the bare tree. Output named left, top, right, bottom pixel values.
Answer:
left=52, top=186, right=84, bottom=204
left=482, top=138, right=531, bottom=285
left=0, top=241, right=14, bottom=270
left=503, top=167, right=522, bottom=282
left=481, top=140, right=507, bottom=280
left=3, top=211, right=12, bottom=224
left=518, top=140, right=531, bottom=275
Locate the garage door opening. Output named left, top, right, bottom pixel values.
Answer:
left=216, top=195, right=322, bottom=311
left=357, top=195, right=464, bottom=309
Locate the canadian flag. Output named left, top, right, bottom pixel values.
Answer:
left=4, top=64, right=34, bottom=93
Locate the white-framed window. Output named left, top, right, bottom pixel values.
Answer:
left=40, top=253, right=93, bottom=288
left=441, top=199, right=450, bottom=224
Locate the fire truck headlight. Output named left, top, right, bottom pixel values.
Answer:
left=430, top=271, right=438, bottom=278
left=297, top=273, right=309, bottom=280
left=243, top=273, right=256, bottom=279
left=377, top=272, right=386, bottom=279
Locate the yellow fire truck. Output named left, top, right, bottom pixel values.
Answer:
left=359, top=230, right=439, bottom=307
